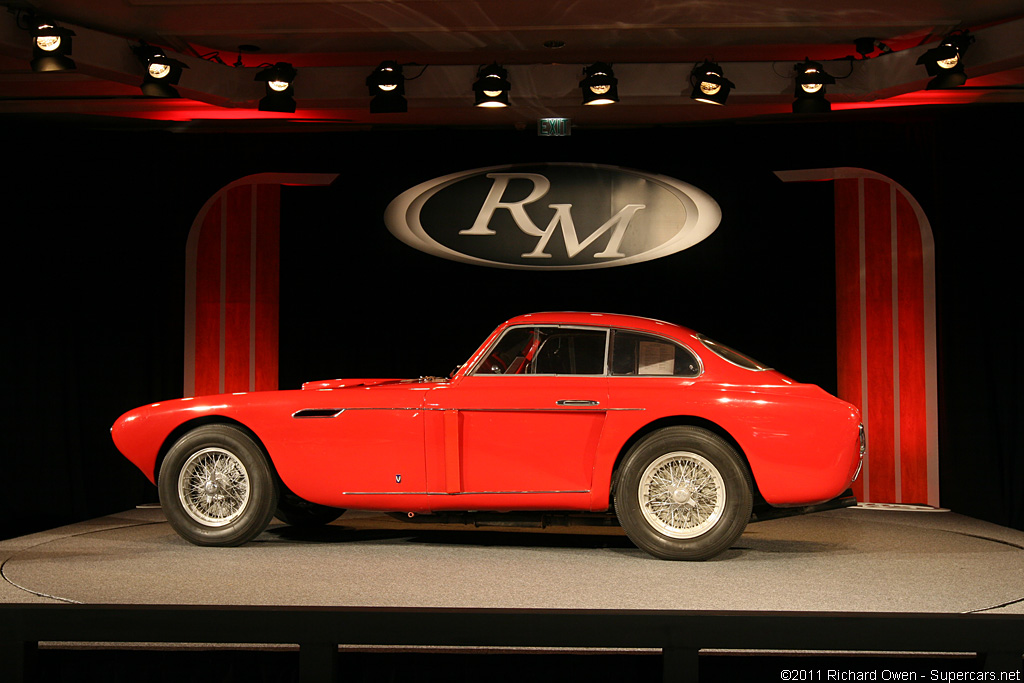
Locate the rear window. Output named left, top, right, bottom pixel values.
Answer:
left=696, top=334, right=771, bottom=371
left=610, top=331, right=700, bottom=377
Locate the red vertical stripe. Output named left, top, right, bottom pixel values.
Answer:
left=834, top=179, right=864, bottom=501
left=187, top=173, right=335, bottom=398
left=779, top=167, right=938, bottom=506
left=862, top=179, right=895, bottom=503
left=224, top=186, right=252, bottom=393
left=254, top=184, right=280, bottom=391
left=194, top=198, right=222, bottom=396
left=896, top=193, right=928, bottom=504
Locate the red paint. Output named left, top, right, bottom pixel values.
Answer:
left=113, top=313, right=863, bottom=514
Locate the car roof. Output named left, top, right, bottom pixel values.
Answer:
left=502, top=312, right=698, bottom=338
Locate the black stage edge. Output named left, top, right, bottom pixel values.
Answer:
left=2, top=605, right=1022, bottom=683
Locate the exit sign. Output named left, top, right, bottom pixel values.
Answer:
left=538, top=118, right=571, bottom=136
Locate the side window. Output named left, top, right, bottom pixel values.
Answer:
left=472, top=326, right=607, bottom=375
left=532, top=329, right=606, bottom=375
left=610, top=331, right=700, bottom=377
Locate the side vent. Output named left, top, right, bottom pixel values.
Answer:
left=292, top=409, right=345, bottom=418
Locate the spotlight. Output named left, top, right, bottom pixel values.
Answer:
left=31, top=22, right=75, bottom=72
left=255, top=62, right=297, bottom=112
left=916, top=32, right=974, bottom=89
left=792, top=59, right=835, bottom=113
left=366, top=61, right=407, bottom=113
left=133, top=45, right=188, bottom=97
left=580, top=62, right=618, bottom=105
left=689, top=60, right=734, bottom=105
left=473, top=63, right=511, bottom=108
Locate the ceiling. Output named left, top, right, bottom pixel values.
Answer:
left=1, top=0, right=1023, bottom=130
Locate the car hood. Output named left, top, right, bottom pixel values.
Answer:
left=300, top=378, right=405, bottom=390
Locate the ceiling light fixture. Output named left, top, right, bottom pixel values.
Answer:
left=133, top=45, right=188, bottom=97
left=255, top=62, right=297, bottom=112
left=366, top=61, right=407, bottom=113
left=689, top=60, right=734, bottom=105
left=792, top=59, right=835, bottom=113
left=916, top=31, right=974, bottom=89
left=30, top=21, right=75, bottom=72
left=473, top=63, right=511, bottom=108
left=580, top=62, right=618, bottom=105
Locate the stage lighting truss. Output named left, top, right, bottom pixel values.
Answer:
left=133, top=45, right=188, bottom=97
left=689, top=60, right=735, bottom=105
left=30, top=21, right=76, bottom=72
left=792, top=59, right=836, bottom=113
left=14, top=20, right=989, bottom=115
left=255, top=62, right=298, bottom=112
left=473, top=63, right=511, bottom=108
left=916, top=31, right=974, bottom=89
left=366, top=61, right=407, bottom=113
left=580, top=62, right=619, bottom=105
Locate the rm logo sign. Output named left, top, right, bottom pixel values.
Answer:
left=384, top=163, right=721, bottom=270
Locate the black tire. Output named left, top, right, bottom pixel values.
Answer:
left=275, top=489, right=345, bottom=527
left=158, top=424, right=279, bottom=546
left=614, top=426, right=752, bottom=560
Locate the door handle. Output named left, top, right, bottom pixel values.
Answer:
left=556, top=399, right=600, bottom=406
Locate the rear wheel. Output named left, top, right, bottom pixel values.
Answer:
left=615, top=426, right=752, bottom=560
left=158, top=424, right=278, bottom=546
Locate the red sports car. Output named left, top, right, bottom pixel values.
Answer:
left=112, top=312, right=863, bottom=560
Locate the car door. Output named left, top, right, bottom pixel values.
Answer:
left=270, top=382, right=430, bottom=509
left=425, top=326, right=609, bottom=502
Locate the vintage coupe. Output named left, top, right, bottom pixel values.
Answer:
left=112, top=312, right=863, bottom=561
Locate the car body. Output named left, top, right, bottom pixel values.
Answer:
left=112, top=312, right=863, bottom=560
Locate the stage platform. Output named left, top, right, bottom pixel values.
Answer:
left=2, top=505, right=1022, bottom=613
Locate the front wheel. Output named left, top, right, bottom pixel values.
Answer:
left=614, top=426, right=752, bottom=560
left=158, top=424, right=278, bottom=546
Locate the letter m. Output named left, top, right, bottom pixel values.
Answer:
left=522, top=203, right=645, bottom=259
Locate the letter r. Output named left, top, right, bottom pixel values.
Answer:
left=460, top=173, right=551, bottom=236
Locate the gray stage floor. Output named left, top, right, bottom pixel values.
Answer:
left=2, top=506, right=1022, bottom=614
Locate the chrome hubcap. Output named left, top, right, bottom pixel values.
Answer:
left=178, top=448, right=250, bottom=527
left=638, top=451, right=725, bottom=539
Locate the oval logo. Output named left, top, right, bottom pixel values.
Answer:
left=384, top=163, right=720, bottom=270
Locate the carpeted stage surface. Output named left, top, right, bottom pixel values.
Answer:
left=2, top=506, right=1022, bottom=613
left=3, top=507, right=1022, bottom=682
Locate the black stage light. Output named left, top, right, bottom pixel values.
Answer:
left=689, top=60, right=734, bottom=105
left=31, top=22, right=75, bottom=72
left=134, top=45, right=188, bottom=97
left=916, top=32, right=974, bottom=89
left=792, top=59, right=835, bottom=113
left=473, top=63, right=511, bottom=108
left=366, top=61, right=407, bottom=113
left=255, top=62, right=297, bottom=112
left=580, top=62, right=618, bottom=105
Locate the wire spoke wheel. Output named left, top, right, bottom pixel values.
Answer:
left=639, top=451, right=725, bottom=538
left=178, top=447, right=251, bottom=526
left=159, top=424, right=278, bottom=546
left=615, top=426, right=752, bottom=560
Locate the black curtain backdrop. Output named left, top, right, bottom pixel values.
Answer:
left=2, top=105, right=1020, bottom=541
